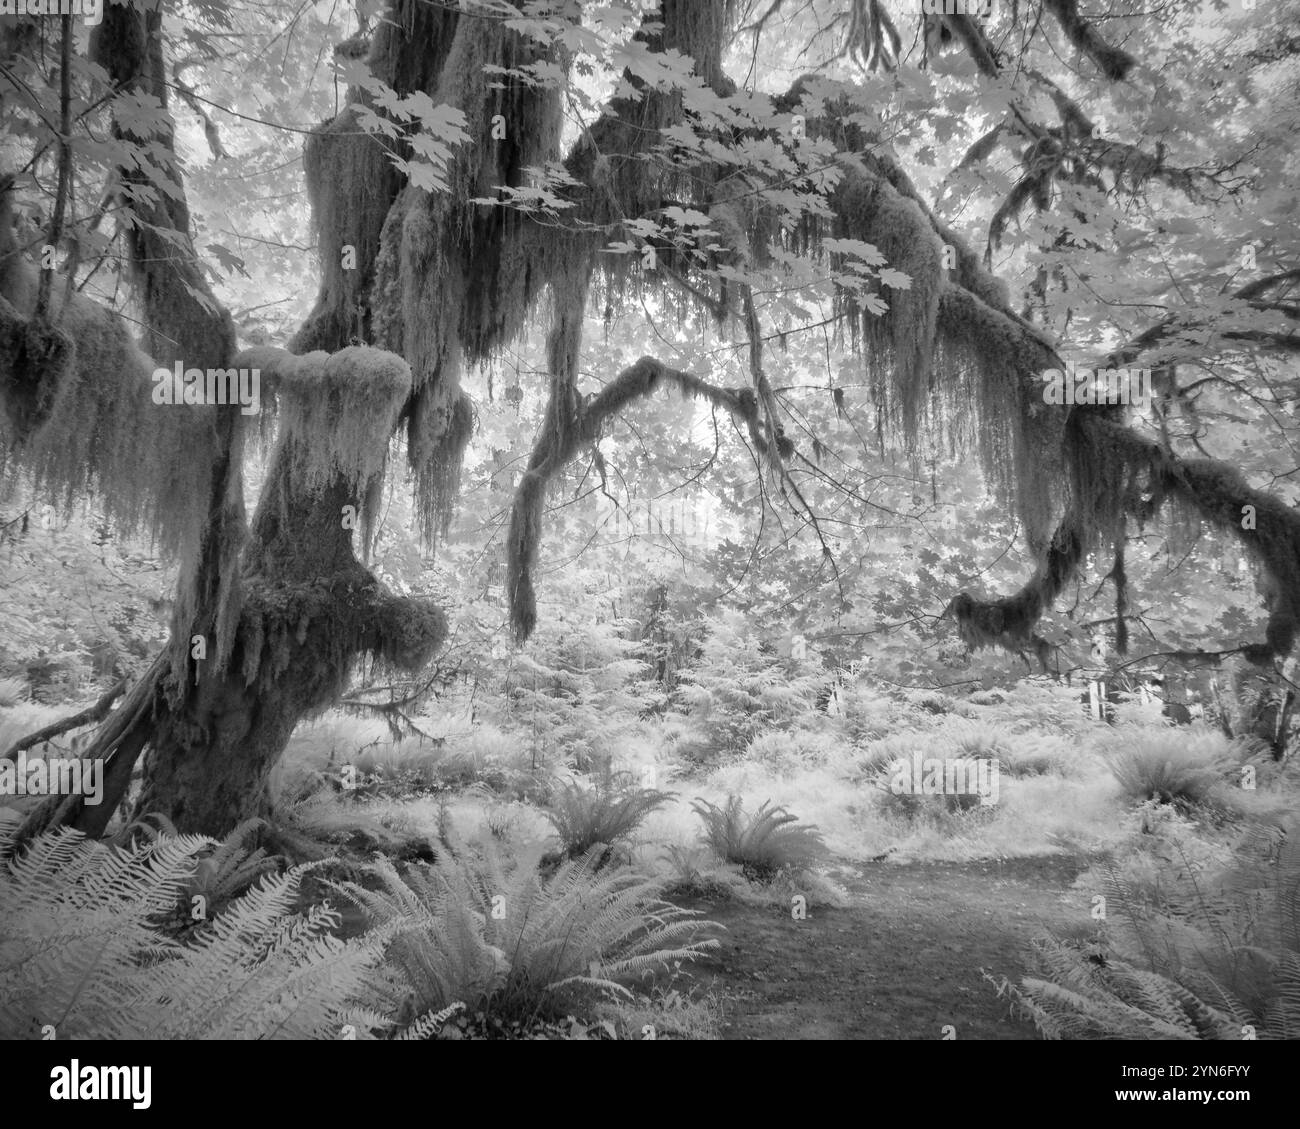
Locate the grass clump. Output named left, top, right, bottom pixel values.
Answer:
left=1102, top=728, right=1239, bottom=810
left=997, top=736, right=1073, bottom=778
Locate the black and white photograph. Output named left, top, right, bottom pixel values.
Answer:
left=0, top=0, right=1296, bottom=1100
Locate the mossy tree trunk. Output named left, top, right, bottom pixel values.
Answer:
left=8, top=5, right=445, bottom=845
left=129, top=447, right=445, bottom=837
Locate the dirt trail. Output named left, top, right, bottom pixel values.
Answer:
left=677, top=854, right=1094, bottom=1040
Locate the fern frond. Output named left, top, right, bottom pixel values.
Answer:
left=543, top=781, right=672, bottom=861
left=0, top=829, right=395, bottom=1039
left=692, top=795, right=825, bottom=880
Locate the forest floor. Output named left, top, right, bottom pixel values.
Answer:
left=675, top=853, right=1095, bottom=1039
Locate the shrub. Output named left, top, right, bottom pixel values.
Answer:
left=335, top=845, right=720, bottom=1023
left=543, top=779, right=673, bottom=864
left=0, top=699, right=66, bottom=766
left=659, top=842, right=736, bottom=900
left=996, top=736, right=1072, bottom=778
left=837, top=682, right=905, bottom=743
left=1102, top=728, right=1238, bottom=809
left=874, top=755, right=991, bottom=820
left=943, top=720, right=1010, bottom=761
left=598, top=984, right=721, bottom=1040
left=691, top=795, right=826, bottom=882
left=658, top=716, right=723, bottom=765
left=281, top=791, right=435, bottom=861
left=668, top=612, right=821, bottom=761
left=854, top=733, right=926, bottom=779
left=986, top=680, right=1097, bottom=740
left=350, top=741, right=454, bottom=796
left=451, top=724, right=556, bottom=801
left=878, top=785, right=983, bottom=819
left=911, top=691, right=954, bottom=715
left=744, top=728, right=843, bottom=774
left=999, top=820, right=1300, bottom=1040
left=270, top=712, right=389, bottom=805
left=967, top=689, right=1007, bottom=706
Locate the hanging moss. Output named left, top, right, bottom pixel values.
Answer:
left=371, top=7, right=564, bottom=368
left=235, top=576, right=365, bottom=702
left=957, top=404, right=1300, bottom=666
left=0, top=303, right=71, bottom=437
left=362, top=0, right=743, bottom=579
left=291, top=0, right=460, bottom=355
left=295, top=1, right=560, bottom=548
left=820, top=149, right=1068, bottom=553
left=1, top=279, right=221, bottom=562
left=373, top=596, right=448, bottom=671
left=703, top=97, right=1073, bottom=555
left=290, top=105, right=401, bottom=354
left=951, top=407, right=1144, bottom=665
left=658, top=0, right=738, bottom=93
left=239, top=344, right=410, bottom=498
left=834, top=174, right=943, bottom=447
left=370, top=0, right=462, bottom=107
left=948, top=513, right=1085, bottom=670
left=411, top=388, right=474, bottom=541
left=360, top=7, right=572, bottom=550
left=289, top=0, right=1297, bottom=669
left=1169, top=456, right=1300, bottom=660
left=571, top=0, right=741, bottom=311
left=2, top=275, right=249, bottom=694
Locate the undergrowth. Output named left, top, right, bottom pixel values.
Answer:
left=692, top=794, right=826, bottom=883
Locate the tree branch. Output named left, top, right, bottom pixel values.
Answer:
left=1, top=677, right=128, bottom=763
left=1042, top=0, right=1137, bottom=81
left=507, top=356, right=762, bottom=641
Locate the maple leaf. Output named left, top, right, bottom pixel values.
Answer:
left=877, top=268, right=913, bottom=290
left=206, top=243, right=249, bottom=278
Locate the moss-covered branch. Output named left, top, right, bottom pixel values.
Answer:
left=1042, top=0, right=1137, bottom=81
left=0, top=676, right=127, bottom=765
left=950, top=407, right=1300, bottom=668
left=507, top=356, right=762, bottom=642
